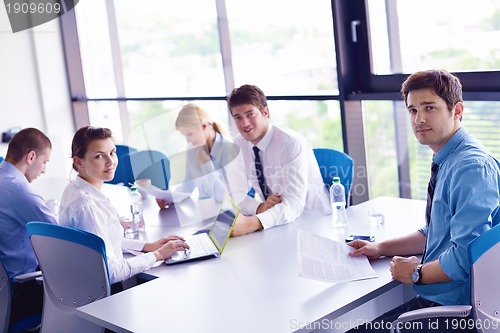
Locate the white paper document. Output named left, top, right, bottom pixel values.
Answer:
left=297, top=229, right=377, bottom=283
left=136, top=182, right=191, bottom=203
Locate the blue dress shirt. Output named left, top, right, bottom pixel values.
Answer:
left=415, top=127, right=500, bottom=305
left=0, top=161, right=57, bottom=281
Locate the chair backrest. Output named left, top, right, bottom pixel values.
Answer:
left=128, top=149, right=167, bottom=177
left=27, top=222, right=110, bottom=333
left=107, top=144, right=138, bottom=186
left=0, top=156, right=4, bottom=163
left=0, top=259, right=42, bottom=333
left=126, top=150, right=169, bottom=188
left=136, top=157, right=170, bottom=190
left=0, top=259, right=11, bottom=333
left=313, top=148, right=354, bottom=201
left=468, top=223, right=500, bottom=333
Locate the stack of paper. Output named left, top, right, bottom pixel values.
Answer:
left=297, top=229, right=377, bottom=283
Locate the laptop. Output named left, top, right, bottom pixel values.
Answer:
left=164, top=196, right=240, bottom=265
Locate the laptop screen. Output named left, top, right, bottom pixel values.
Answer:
left=209, top=197, right=240, bottom=252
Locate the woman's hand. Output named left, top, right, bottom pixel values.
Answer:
left=196, top=146, right=211, bottom=164
left=156, top=198, right=172, bottom=209
left=143, top=235, right=186, bottom=252
left=153, top=240, right=190, bottom=261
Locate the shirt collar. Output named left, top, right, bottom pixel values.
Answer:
left=254, top=123, right=274, bottom=152
left=73, top=175, right=110, bottom=202
left=0, top=161, right=29, bottom=184
left=433, top=126, right=468, bottom=166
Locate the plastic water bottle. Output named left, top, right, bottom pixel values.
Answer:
left=126, top=186, right=144, bottom=237
left=330, top=177, right=347, bottom=227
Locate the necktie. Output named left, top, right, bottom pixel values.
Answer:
left=253, top=146, right=272, bottom=200
left=425, top=162, right=439, bottom=226
left=422, top=161, right=439, bottom=263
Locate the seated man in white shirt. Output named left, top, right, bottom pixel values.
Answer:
left=228, top=84, right=330, bottom=236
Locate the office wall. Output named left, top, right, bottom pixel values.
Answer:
left=1, top=9, right=75, bottom=199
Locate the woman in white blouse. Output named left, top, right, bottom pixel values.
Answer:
left=156, top=103, right=250, bottom=211
left=59, top=126, right=189, bottom=284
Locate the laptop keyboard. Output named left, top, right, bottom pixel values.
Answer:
left=183, top=234, right=217, bottom=258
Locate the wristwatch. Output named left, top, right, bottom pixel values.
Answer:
left=411, top=264, right=424, bottom=285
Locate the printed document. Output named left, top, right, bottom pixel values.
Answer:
left=297, top=229, right=377, bottom=283
left=136, top=182, right=191, bottom=203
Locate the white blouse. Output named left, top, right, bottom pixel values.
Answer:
left=59, top=176, right=156, bottom=284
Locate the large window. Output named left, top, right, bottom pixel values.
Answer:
left=72, top=0, right=339, bottom=150
left=63, top=0, right=500, bottom=204
left=362, top=101, right=400, bottom=199
left=225, top=0, right=337, bottom=95
left=114, top=1, right=225, bottom=97
left=368, top=0, right=500, bottom=75
left=364, top=99, right=500, bottom=201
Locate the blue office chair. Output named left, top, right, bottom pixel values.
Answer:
left=127, top=150, right=169, bottom=187
left=390, top=223, right=500, bottom=333
left=0, top=260, right=42, bottom=333
left=136, top=157, right=171, bottom=190
left=27, top=222, right=111, bottom=333
left=107, top=144, right=138, bottom=186
left=0, top=156, right=4, bottom=163
left=313, top=148, right=354, bottom=203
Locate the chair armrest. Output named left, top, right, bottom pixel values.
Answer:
left=35, top=276, right=44, bottom=285
left=390, top=305, right=472, bottom=333
left=14, top=270, right=42, bottom=283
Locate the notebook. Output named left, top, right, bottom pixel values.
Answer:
left=164, top=196, right=240, bottom=265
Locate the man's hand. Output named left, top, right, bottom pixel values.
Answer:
left=231, top=215, right=263, bottom=236
left=390, top=255, right=419, bottom=284
left=256, top=194, right=281, bottom=213
left=347, top=240, right=383, bottom=260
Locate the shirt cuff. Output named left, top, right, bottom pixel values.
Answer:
left=143, top=252, right=157, bottom=268
left=122, top=238, right=146, bottom=252
left=256, top=211, right=274, bottom=229
left=239, top=196, right=260, bottom=216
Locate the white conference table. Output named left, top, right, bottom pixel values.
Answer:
left=77, top=195, right=426, bottom=333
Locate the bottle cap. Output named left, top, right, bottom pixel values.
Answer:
left=130, top=185, right=138, bottom=191
left=332, top=176, right=341, bottom=183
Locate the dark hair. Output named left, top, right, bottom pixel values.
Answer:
left=401, top=70, right=463, bottom=112
left=5, top=128, right=52, bottom=164
left=71, top=126, right=113, bottom=171
left=227, top=84, right=268, bottom=114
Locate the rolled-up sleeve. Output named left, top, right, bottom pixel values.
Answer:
left=438, top=160, right=499, bottom=282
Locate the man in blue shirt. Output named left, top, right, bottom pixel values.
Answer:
left=348, top=70, right=500, bottom=332
left=0, top=128, right=57, bottom=325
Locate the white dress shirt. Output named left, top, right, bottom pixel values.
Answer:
left=59, top=176, right=156, bottom=284
left=236, top=124, right=330, bottom=228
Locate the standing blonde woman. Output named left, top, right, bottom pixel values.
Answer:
left=156, top=103, right=250, bottom=211
left=59, top=126, right=189, bottom=285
